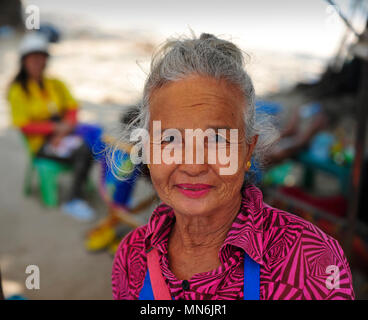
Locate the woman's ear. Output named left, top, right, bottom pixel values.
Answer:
left=247, top=135, right=258, bottom=159
left=244, top=135, right=258, bottom=171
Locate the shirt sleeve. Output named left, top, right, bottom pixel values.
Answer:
left=112, top=226, right=148, bottom=300
left=8, top=83, right=31, bottom=128
left=8, top=84, right=55, bottom=134
left=112, top=230, right=136, bottom=300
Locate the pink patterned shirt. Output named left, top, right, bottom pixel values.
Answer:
left=112, top=184, right=354, bottom=300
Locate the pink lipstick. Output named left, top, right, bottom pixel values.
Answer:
left=175, top=183, right=213, bottom=198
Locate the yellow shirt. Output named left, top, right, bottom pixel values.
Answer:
left=8, top=77, right=78, bottom=154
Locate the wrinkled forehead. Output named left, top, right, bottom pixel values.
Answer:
left=148, top=75, right=247, bottom=131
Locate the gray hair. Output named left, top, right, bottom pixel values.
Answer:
left=111, top=33, right=279, bottom=184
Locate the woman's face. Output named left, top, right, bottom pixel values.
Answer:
left=23, top=52, right=48, bottom=80
left=148, top=75, right=258, bottom=217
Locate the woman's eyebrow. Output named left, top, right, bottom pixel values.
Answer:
left=205, top=126, right=233, bottom=131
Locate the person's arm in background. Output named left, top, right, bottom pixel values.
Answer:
left=47, top=79, right=79, bottom=146
left=63, top=109, right=77, bottom=125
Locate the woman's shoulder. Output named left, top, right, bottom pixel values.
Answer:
left=262, top=202, right=347, bottom=257
left=262, top=202, right=340, bottom=244
left=7, top=82, right=23, bottom=98
left=112, top=224, right=149, bottom=299
left=113, top=202, right=173, bottom=265
left=8, top=81, right=21, bottom=91
left=113, top=224, right=148, bottom=269
left=117, top=224, right=147, bottom=254
left=44, top=77, right=67, bottom=88
left=261, top=203, right=354, bottom=299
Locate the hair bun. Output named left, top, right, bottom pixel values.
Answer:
left=199, top=33, right=216, bottom=40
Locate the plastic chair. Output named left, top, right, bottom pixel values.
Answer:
left=23, top=152, right=73, bottom=207
left=32, top=158, right=72, bottom=207
left=21, top=134, right=72, bottom=207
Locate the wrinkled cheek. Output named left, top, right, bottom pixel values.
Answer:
left=215, top=158, right=245, bottom=201
left=215, top=147, right=245, bottom=178
left=150, top=173, right=164, bottom=193
left=220, top=177, right=243, bottom=199
left=150, top=171, right=172, bottom=200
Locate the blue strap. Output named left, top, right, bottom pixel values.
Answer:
left=243, top=253, right=260, bottom=300
left=139, top=252, right=260, bottom=300
left=139, top=269, right=155, bottom=300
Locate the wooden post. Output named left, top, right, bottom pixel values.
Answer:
left=345, top=38, right=368, bottom=258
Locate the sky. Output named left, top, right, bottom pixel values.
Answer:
left=24, top=0, right=366, bottom=57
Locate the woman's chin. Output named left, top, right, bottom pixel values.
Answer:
left=171, top=193, right=217, bottom=217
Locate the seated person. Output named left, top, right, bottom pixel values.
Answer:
left=266, top=55, right=362, bottom=166
left=7, top=32, right=95, bottom=220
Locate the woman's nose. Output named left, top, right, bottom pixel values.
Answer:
left=178, top=163, right=209, bottom=177
left=177, top=138, right=211, bottom=176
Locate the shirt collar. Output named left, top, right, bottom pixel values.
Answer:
left=144, top=184, right=264, bottom=265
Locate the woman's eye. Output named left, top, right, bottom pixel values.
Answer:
left=162, top=135, right=175, bottom=143
left=216, top=134, right=227, bottom=143
left=209, top=134, right=227, bottom=143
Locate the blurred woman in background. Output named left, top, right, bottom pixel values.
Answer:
left=7, top=32, right=95, bottom=221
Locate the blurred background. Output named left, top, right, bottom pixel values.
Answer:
left=0, top=0, right=367, bottom=299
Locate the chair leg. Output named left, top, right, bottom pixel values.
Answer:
left=37, top=165, right=59, bottom=207
left=86, top=177, right=96, bottom=195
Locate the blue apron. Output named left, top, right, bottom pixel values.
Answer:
left=139, top=252, right=260, bottom=300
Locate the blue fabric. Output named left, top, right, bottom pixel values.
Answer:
left=139, top=269, right=156, bottom=300
left=245, top=158, right=262, bottom=185
left=243, top=252, right=260, bottom=300
left=74, top=123, right=105, bottom=161
left=255, top=100, right=283, bottom=116
left=101, top=154, right=140, bottom=207
left=74, top=123, right=140, bottom=207
left=139, top=252, right=260, bottom=300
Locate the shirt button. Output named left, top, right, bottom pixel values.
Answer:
left=182, top=280, right=190, bottom=290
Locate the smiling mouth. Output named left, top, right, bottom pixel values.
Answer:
left=175, top=183, right=214, bottom=199
left=174, top=184, right=214, bottom=199
left=175, top=184, right=213, bottom=191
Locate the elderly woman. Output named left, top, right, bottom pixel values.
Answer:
left=112, top=33, right=354, bottom=300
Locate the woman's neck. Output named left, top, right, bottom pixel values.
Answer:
left=29, top=75, right=43, bottom=85
left=167, top=194, right=242, bottom=280
left=169, top=194, right=242, bottom=255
